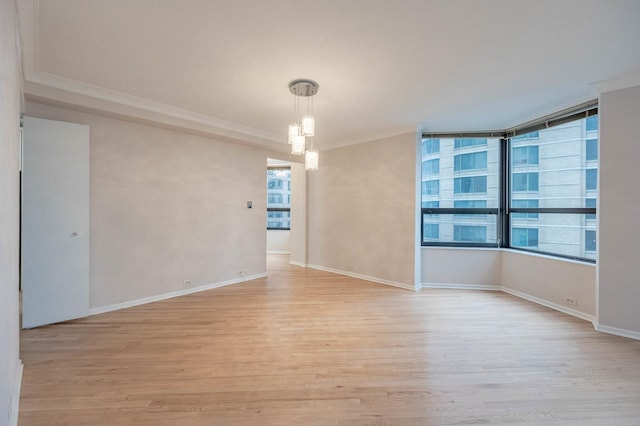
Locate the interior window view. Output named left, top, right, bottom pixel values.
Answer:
left=421, top=113, right=598, bottom=261
left=2, top=1, right=640, bottom=426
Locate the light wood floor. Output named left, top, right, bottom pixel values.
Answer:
left=19, top=255, right=640, bottom=425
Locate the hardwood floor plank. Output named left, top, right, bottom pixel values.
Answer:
left=19, top=254, right=640, bottom=425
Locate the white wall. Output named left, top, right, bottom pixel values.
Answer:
left=289, top=162, right=307, bottom=266
left=267, top=230, right=290, bottom=253
left=421, top=247, right=501, bottom=289
left=598, top=85, right=640, bottom=337
left=421, top=248, right=596, bottom=319
left=25, top=102, right=271, bottom=310
left=501, top=250, right=595, bottom=319
left=0, top=0, right=23, bottom=423
left=307, top=133, right=418, bottom=289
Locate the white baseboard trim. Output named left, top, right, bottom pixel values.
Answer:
left=420, top=282, right=501, bottom=291
left=306, top=264, right=417, bottom=291
left=501, top=287, right=596, bottom=323
left=267, top=251, right=290, bottom=255
left=288, top=260, right=307, bottom=268
left=89, top=273, right=267, bottom=316
left=594, top=322, right=640, bottom=341
left=10, top=361, right=23, bottom=426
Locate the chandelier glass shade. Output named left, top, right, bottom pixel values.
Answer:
left=288, top=79, right=319, bottom=170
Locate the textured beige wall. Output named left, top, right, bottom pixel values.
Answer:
left=289, top=162, right=307, bottom=265
left=598, top=85, right=640, bottom=334
left=0, top=0, right=22, bottom=421
left=25, top=102, right=269, bottom=309
left=502, top=250, right=596, bottom=317
left=422, top=248, right=502, bottom=288
left=307, top=133, right=417, bottom=287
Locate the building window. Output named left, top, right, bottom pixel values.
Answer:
left=454, top=176, right=487, bottom=193
left=454, top=138, right=487, bottom=149
left=454, top=152, right=487, bottom=171
left=267, top=167, right=291, bottom=230
left=585, top=230, right=596, bottom=251
left=512, top=228, right=539, bottom=247
left=586, top=115, right=598, bottom=132
left=586, top=169, right=597, bottom=190
left=512, top=146, right=539, bottom=165
left=586, top=139, right=598, bottom=161
left=423, top=138, right=440, bottom=154
left=512, top=172, right=539, bottom=191
left=424, top=223, right=439, bottom=239
left=423, top=159, right=439, bottom=175
left=422, top=180, right=439, bottom=196
left=454, top=225, right=487, bottom=242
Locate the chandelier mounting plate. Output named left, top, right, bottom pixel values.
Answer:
left=289, top=79, right=319, bottom=97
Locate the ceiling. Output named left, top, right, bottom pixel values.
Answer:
left=18, top=0, right=640, bottom=151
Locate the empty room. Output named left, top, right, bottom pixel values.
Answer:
left=2, top=1, right=640, bottom=425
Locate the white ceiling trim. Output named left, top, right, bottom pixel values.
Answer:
left=18, top=0, right=284, bottom=148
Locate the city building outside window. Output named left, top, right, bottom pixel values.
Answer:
left=421, top=106, right=598, bottom=262
left=266, top=167, right=291, bottom=230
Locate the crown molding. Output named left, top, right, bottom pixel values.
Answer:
left=18, top=0, right=285, bottom=149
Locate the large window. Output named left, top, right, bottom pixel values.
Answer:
left=421, top=106, right=598, bottom=262
left=421, top=137, right=500, bottom=246
left=267, top=167, right=291, bottom=230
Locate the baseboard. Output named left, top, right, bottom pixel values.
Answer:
left=267, top=251, right=290, bottom=255
left=288, top=260, right=307, bottom=268
left=501, top=287, right=596, bottom=323
left=594, top=322, right=640, bottom=341
left=420, top=282, right=501, bottom=291
left=306, top=264, right=417, bottom=291
left=89, top=273, right=267, bottom=316
left=10, top=361, right=23, bottom=426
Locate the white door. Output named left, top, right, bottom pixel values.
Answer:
left=21, top=116, right=90, bottom=328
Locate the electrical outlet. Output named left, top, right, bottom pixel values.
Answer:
left=183, top=280, right=192, bottom=287
left=565, top=296, right=577, bottom=306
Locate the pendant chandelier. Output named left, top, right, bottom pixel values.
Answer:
left=288, top=79, right=319, bottom=170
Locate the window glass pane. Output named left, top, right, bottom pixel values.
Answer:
left=422, top=138, right=440, bottom=154
left=454, top=138, right=487, bottom=149
left=422, top=214, right=497, bottom=244
left=512, top=146, right=539, bottom=165
left=511, top=116, right=598, bottom=208
left=421, top=137, right=498, bottom=208
left=266, top=211, right=291, bottom=229
left=267, top=168, right=291, bottom=208
left=454, top=176, right=488, bottom=194
left=511, top=228, right=539, bottom=247
left=586, top=169, right=597, bottom=190
left=510, top=213, right=596, bottom=260
left=422, top=159, right=439, bottom=176
left=585, top=230, right=596, bottom=252
left=422, top=180, right=439, bottom=196
left=586, top=138, right=598, bottom=161
left=423, top=223, right=439, bottom=240
left=454, top=152, right=487, bottom=171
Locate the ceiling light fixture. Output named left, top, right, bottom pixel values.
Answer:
left=288, top=79, right=319, bottom=170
